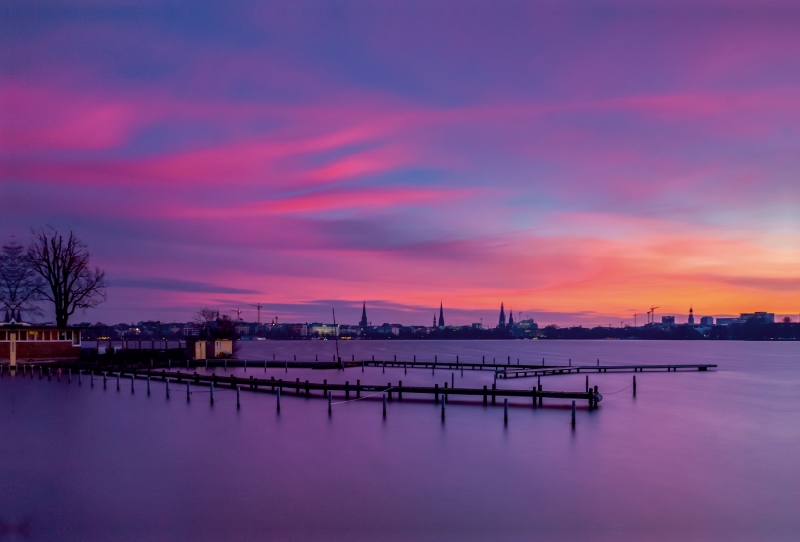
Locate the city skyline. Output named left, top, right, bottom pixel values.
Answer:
left=3, top=1, right=799, bottom=326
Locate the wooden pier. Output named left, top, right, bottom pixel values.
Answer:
left=73, top=367, right=603, bottom=408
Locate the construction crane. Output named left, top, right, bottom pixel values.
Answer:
left=230, top=308, right=243, bottom=321
left=249, top=303, right=263, bottom=325
left=633, top=312, right=643, bottom=326
left=649, top=306, right=660, bottom=324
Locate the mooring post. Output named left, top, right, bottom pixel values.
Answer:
left=441, top=396, right=445, bottom=420
left=404, top=362, right=407, bottom=375
left=398, top=380, right=403, bottom=401
left=585, top=375, right=589, bottom=392
left=328, top=391, right=332, bottom=415
left=504, top=398, right=508, bottom=425
left=276, top=387, right=280, bottom=412
left=210, top=381, right=214, bottom=404
left=186, top=382, right=190, bottom=402
left=571, top=401, right=576, bottom=428
left=597, top=358, right=599, bottom=367
left=68, top=368, right=71, bottom=383
left=285, top=360, right=288, bottom=373
left=357, top=379, right=361, bottom=398
left=382, top=393, right=387, bottom=418
left=435, top=383, right=439, bottom=403
left=492, top=383, right=496, bottom=405
left=388, top=383, right=393, bottom=402
left=494, top=372, right=497, bottom=385
left=538, top=384, right=543, bottom=407
left=244, top=360, right=247, bottom=372
left=236, top=386, right=240, bottom=409
left=305, top=380, right=309, bottom=397
left=383, top=361, right=385, bottom=374
left=78, top=370, right=82, bottom=385
left=633, top=375, right=637, bottom=396
left=166, top=378, right=170, bottom=398
left=296, top=378, right=300, bottom=395
left=362, top=360, right=364, bottom=372
left=147, top=374, right=151, bottom=395
left=482, top=355, right=485, bottom=365
left=131, top=374, right=134, bottom=393
left=483, top=385, right=487, bottom=405
left=461, top=366, right=464, bottom=377
left=569, top=358, right=571, bottom=367
left=205, top=359, right=208, bottom=369
left=451, top=372, right=454, bottom=388
left=224, top=359, right=227, bottom=371
left=323, top=379, right=327, bottom=398
left=264, top=360, right=267, bottom=372
left=91, top=372, right=94, bottom=387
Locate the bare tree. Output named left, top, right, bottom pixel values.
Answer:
left=195, top=307, right=219, bottom=337
left=28, top=228, right=107, bottom=327
left=0, top=238, right=43, bottom=319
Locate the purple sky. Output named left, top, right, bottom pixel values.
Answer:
left=2, top=1, right=799, bottom=326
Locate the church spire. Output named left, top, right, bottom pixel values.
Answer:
left=499, top=302, right=506, bottom=329
left=359, top=302, right=368, bottom=327
left=438, top=302, right=445, bottom=327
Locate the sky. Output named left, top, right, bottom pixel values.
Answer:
left=1, top=0, right=799, bottom=327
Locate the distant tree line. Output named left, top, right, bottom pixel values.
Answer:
left=0, top=228, right=107, bottom=326
left=538, top=322, right=800, bottom=341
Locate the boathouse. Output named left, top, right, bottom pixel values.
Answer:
left=0, top=311, right=82, bottom=366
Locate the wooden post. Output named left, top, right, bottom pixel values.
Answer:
left=538, top=384, right=543, bottom=407
left=441, top=396, right=445, bottom=420
left=633, top=375, right=637, bottom=396
left=585, top=375, right=589, bottom=392
left=276, top=388, right=280, bottom=412
left=324, top=379, right=327, bottom=398
left=388, top=383, right=392, bottom=402
left=147, top=375, right=150, bottom=395
left=305, top=380, right=309, bottom=397
left=346, top=381, right=350, bottom=400
left=91, top=372, right=94, bottom=387
left=210, top=381, right=214, bottom=404
left=504, top=398, right=508, bottom=425
left=435, top=383, right=439, bottom=403
left=357, top=379, right=361, bottom=398
left=398, top=381, right=403, bottom=401
left=483, top=385, right=487, bottom=405
left=186, top=382, right=190, bottom=402
left=328, top=391, right=332, bottom=415
left=362, top=360, right=364, bottom=372
left=236, top=386, right=240, bottom=409
left=492, top=383, right=496, bottom=405
left=382, top=393, right=387, bottom=418
left=451, top=373, right=454, bottom=388
left=296, top=378, right=300, bottom=395
left=166, top=378, right=170, bottom=398
left=404, top=362, right=407, bottom=375
left=116, top=373, right=120, bottom=391
left=68, top=368, right=71, bottom=383
left=571, top=401, right=576, bottom=427
left=131, top=374, right=134, bottom=393
left=78, top=370, right=82, bottom=385
left=383, top=362, right=385, bottom=373
left=244, top=360, right=247, bottom=372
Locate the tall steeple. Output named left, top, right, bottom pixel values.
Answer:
left=359, top=302, right=368, bottom=327
left=438, top=302, right=445, bottom=327
left=498, top=303, right=506, bottom=329
left=688, top=306, right=695, bottom=325
left=508, top=307, right=514, bottom=327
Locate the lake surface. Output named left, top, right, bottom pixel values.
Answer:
left=2, top=340, right=799, bottom=541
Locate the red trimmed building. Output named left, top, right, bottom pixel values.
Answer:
left=0, top=311, right=82, bottom=366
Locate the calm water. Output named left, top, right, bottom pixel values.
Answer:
left=2, top=340, right=799, bottom=541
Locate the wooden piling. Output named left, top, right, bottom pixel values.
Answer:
left=441, top=396, right=445, bottom=420
left=504, top=398, right=508, bottom=425
left=210, top=381, right=214, bottom=404
left=328, top=392, right=332, bottom=415
left=186, top=382, right=190, bottom=402
left=398, top=381, right=403, bottom=401
left=382, top=393, right=387, bottom=418
left=483, top=385, right=487, bottom=405
left=357, top=379, right=361, bottom=398
left=571, top=401, right=576, bottom=427
left=166, top=378, right=170, bottom=398
left=116, top=373, right=120, bottom=391
left=451, top=372, right=454, bottom=388
left=68, top=368, right=71, bottom=383
left=276, top=388, right=280, bottom=412
left=435, top=383, right=439, bottom=403
left=345, top=380, right=350, bottom=400
left=147, top=375, right=150, bottom=395
left=236, top=386, right=240, bottom=409
left=633, top=375, right=636, bottom=397
left=585, top=375, right=588, bottom=392
left=538, top=384, right=543, bottom=406
left=131, top=374, right=134, bottom=393
left=492, top=383, right=496, bottom=405
left=388, top=383, right=393, bottom=402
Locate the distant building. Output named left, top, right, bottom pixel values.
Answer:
left=309, top=323, right=338, bottom=337
left=740, top=312, right=775, bottom=324
left=359, top=302, right=368, bottom=327
left=498, top=303, right=506, bottom=329
left=662, top=316, right=675, bottom=326
left=235, top=324, right=251, bottom=336
left=716, top=317, right=739, bottom=325
left=182, top=325, right=200, bottom=337
left=700, top=316, right=714, bottom=326
left=438, top=303, right=445, bottom=327
left=688, top=307, right=695, bottom=325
